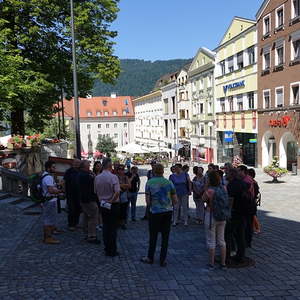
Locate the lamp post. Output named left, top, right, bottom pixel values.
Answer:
left=208, top=122, right=214, bottom=163
left=70, top=0, right=81, bottom=159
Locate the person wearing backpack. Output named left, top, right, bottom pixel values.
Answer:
left=41, top=161, right=64, bottom=244
left=202, top=171, right=230, bottom=269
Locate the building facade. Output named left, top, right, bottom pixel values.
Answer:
left=188, top=48, right=216, bottom=163
left=63, top=95, right=135, bottom=153
left=133, top=90, right=164, bottom=148
left=256, top=0, right=300, bottom=171
left=215, top=17, right=258, bottom=167
left=176, top=66, right=192, bottom=158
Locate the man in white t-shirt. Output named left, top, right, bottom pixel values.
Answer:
left=41, top=161, right=63, bottom=244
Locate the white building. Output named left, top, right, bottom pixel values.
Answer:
left=63, top=95, right=135, bottom=153
left=133, top=90, right=164, bottom=148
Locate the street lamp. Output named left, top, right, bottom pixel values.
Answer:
left=70, top=0, right=81, bottom=159
left=208, top=122, right=214, bottom=163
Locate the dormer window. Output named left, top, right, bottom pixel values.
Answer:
left=96, top=111, right=101, bottom=117
left=104, top=111, right=108, bottom=116
left=102, top=100, right=107, bottom=106
left=87, top=111, right=92, bottom=117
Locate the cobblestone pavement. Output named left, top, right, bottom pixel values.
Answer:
left=1, top=167, right=300, bottom=299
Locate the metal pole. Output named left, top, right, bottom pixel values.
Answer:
left=61, top=87, right=66, bottom=137
left=71, top=0, right=81, bottom=159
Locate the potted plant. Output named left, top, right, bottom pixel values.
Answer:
left=263, top=156, right=288, bottom=183
left=8, top=135, right=25, bottom=149
left=26, top=134, right=42, bottom=147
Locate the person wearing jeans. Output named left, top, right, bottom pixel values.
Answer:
left=169, top=164, right=191, bottom=226
left=127, top=166, right=140, bottom=221
left=141, top=164, right=178, bottom=267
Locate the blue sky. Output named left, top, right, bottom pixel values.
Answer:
left=112, top=0, right=263, bottom=61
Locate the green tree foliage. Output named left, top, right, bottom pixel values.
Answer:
left=96, top=135, right=117, bottom=155
left=0, top=0, right=120, bottom=134
left=93, top=59, right=192, bottom=97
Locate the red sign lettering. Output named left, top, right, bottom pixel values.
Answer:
left=269, top=116, right=291, bottom=128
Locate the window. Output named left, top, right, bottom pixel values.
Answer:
left=237, top=51, right=244, bottom=69
left=102, top=100, right=107, bottom=106
left=276, top=87, right=284, bottom=107
left=113, top=111, right=117, bottom=116
left=172, top=96, right=176, bottom=114
left=199, top=78, right=204, bottom=90
left=200, top=103, right=204, bottom=114
left=220, top=60, right=225, bottom=75
left=248, top=46, right=255, bottom=65
left=263, top=15, right=271, bottom=35
left=106, top=124, right=109, bottom=128
left=208, top=102, right=212, bottom=114
left=292, top=38, right=300, bottom=61
left=87, top=124, right=91, bottom=129
left=207, top=75, right=212, bottom=88
left=104, top=111, right=108, bottom=116
left=237, top=95, right=243, bottom=111
left=248, top=92, right=255, bottom=109
left=123, top=110, right=127, bottom=116
left=200, top=125, right=205, bottom=136
left=291, top=83, right=300, bottom=105
left=124, top=123, right=127, bottom=128
left=114, top=123, right=117, bottom=128
left=98, top=124, right=101, bottom=129
left=114, top=133, right=118, bottom=138
left=292, top=0, right=300, bottom=18
left=264, top=51, right=271, bottom=70
left=228, top=56, right=234, bottom=72
left=179, top=109, right=185, bottom=119
left=276, top=44, right=284, bottom=65
left=220, top=98, right=225, bottom=112
left=96, top=111, right=101, bottom=117
left=87, top=111, right=92, bottom=117
left=276, top=7, right=284, bottom=28
left=164, top=99, right=169, bottom=114
left=264, top=90, right=271, bottom=108
left=229, top=96, right=234, bottom=111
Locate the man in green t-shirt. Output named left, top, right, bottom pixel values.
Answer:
left=141, top=164, right=178, bottom=267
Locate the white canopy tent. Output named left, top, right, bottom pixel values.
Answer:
left=147, top=146, right=175, bottom=154
left=115, top=143, right=150, bottom=154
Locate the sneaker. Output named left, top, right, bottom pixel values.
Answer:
left=207, top=264, right=215, bottom=270
left=140, top=257, right=153, bottom=264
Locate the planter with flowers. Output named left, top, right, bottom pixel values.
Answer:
left=7, top=135, right=25, bottom=150
left=263, top=156, right=288, bottom=183
left=26, top=134, right=42, bottom=147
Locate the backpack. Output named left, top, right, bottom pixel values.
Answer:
left=211, top=186, right=231, bottom=222
left=29, top=173, right=50, bottom=203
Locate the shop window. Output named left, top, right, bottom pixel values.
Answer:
left=229, top=96, right=234, bottom=111
left=248, top=92, right=255, bottom=109
left=264, top=90, right=271, bottom=109
left=275, top=87, right=284, bottom=107
left=247, top=46, right=255, bottom=65
left=291, top=83, right=300, bottom=105
left=276, top=6, right=284, bottom=29
left=228, top=56, right=234, bottom=73
left=237, top=51, right=244, bottom=69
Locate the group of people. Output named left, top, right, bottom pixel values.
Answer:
left=140, top=161, right=260, bottom=269
left=41, top=158, right=140, bottom=257
left=40, top=157, right=260, bottom=268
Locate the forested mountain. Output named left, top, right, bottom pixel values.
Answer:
left=93, top=58, right=192, bottom=97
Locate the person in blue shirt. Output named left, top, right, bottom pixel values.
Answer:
left=141, top=164, right=177, bottom=267
left=169, top=164, right=192, bottom=226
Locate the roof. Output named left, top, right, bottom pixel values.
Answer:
left=154, top=71, right=179, bottom=89
left=62, top=96, right=135, bottom=119
left=256, top=0, right=271, bottom=20
left=133, top=90, right=162, bottom=103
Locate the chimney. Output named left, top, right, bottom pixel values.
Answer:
left=111, top=92, right=117, bottom=98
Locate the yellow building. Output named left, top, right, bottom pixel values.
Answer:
left=214, top=17, right=258, bottom=166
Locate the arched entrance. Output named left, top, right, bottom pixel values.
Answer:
left=262, top=131, right=276, bottom=167
left=279, top=132, right=298, bottom=171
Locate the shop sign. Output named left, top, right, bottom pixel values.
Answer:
left=223, top=80, right=245, bottom=93
left=269, top=116, right=291, bottom=128
left=249, top=139, right=257, bottom=144
left=224, top=131, right=234, bottom=142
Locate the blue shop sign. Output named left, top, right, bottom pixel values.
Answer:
left=223, top=80, right=245, bottom=93
left=224, top=131, right=234, bottom=143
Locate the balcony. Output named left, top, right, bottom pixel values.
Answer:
left=273, top=64, right=284, bottom=72
left=274, top=24, right=284, bottom=33
left=261, top=68, right=270, bottom=76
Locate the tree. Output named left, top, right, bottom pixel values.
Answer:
left=0, top=0, right=120, bottom=134
left=96, top=136, right=117, bottom=155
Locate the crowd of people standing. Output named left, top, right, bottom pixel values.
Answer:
left=40, top=157, right=260, bottom=268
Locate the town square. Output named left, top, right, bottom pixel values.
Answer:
left=1, top=0, right=300, bottom=299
